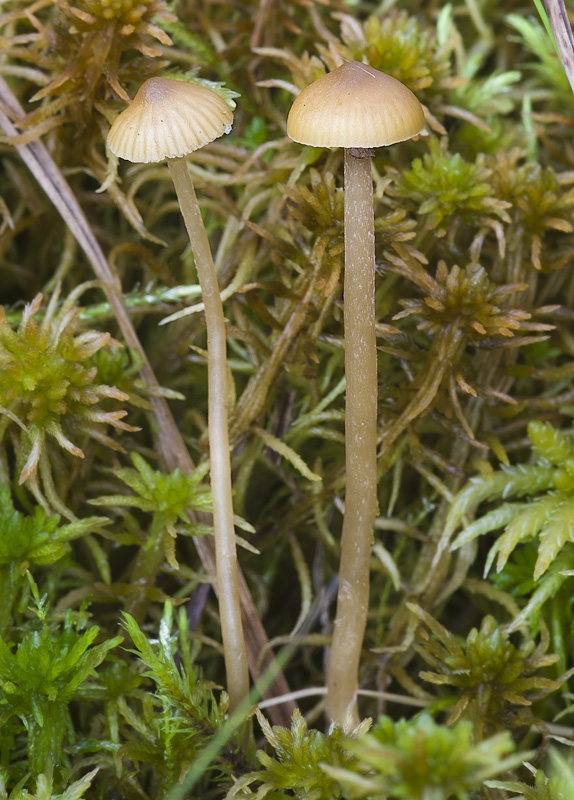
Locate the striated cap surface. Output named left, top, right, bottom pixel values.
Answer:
left=287, top=61, right=425, bottom=148
left=107, top=77, right=234, bottom=163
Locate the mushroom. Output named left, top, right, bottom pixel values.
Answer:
left=107, top=77, right=249, bottom=711
left=287, top=61, right=425, bottom=725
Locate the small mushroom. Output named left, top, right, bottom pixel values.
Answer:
left=287, top=61, right=425, bottom=725
left=108, top=77, right=249, bottom=711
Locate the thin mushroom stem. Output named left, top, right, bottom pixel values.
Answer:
left=167, top=155, right=249, bottom=712
left=327, top=148, right=378, bottom=726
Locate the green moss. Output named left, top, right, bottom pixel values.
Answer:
left=391, top=137, right=511, bottom=233
left=1, top=0, right=574, bottom=795
left=328, top=714, right=524, bottom=800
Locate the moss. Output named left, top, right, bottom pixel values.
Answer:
left=1, top=0, right=574, bottom=796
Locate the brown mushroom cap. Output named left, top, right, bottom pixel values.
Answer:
left=287, top=62, right=425, bottom=148
left=107, top=77, right=234, bottom=163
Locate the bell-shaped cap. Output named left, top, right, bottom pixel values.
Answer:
left=107, top=77, right=234, bottom=163
left=287, top=62, right=425, bottom=149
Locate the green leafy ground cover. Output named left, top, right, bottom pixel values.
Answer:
left=1, top=0, right=574, bottom=796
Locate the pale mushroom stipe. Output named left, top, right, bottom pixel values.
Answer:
left=108, top=76, right=249, bottom=713
left=288, top=61, right=425, bottom=726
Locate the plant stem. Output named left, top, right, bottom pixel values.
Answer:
left=378, top=325, right=465, bottom=467
left=167, top=156, right=249, bottom=712
left=124, top=516, right=166, bottom=623
left=0, top=566, right=17, bottom=636
left=327, top=149, right=378, bottom=725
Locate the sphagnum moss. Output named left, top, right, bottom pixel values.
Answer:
left=2, top=0, right=574, bottom=797
left=0, top=290, right=138, bottom=509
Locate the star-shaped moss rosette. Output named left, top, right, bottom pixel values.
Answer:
left=0, top=292, right=138, bottom=501
left=323, top=714, right=527, bottom=800
left=0, top=0, right=174, bottom=144
left=282, top=170, right=343, bottom=241
left=388, top=137, right=512, bottom=244
left=408, top=604, right=560, bottom=738
left=391, top=258, right=536, bottom=340
left=0, top=483, right=108, bottom=630
left=487, top=149, right=574, bottom=271
left=0, top=612, right=121, bottom=774
left=377, top=246, right=553, bottom=450
left=228, top=708, right=371, bottom=800
left=90, top=453, right=216, bottom=620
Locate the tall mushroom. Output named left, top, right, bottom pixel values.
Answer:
left=287, top=61, right=425, bottom=725
left=107, top=77, right=249, bottom=712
